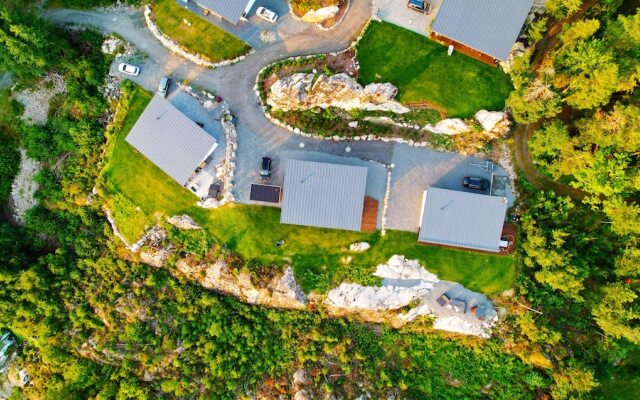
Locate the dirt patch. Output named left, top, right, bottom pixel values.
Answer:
left=319, top=0, right=349, bottom=29
left=327, top=48, right=357, bottom=76
left=14, top=73, right=66, bottom=125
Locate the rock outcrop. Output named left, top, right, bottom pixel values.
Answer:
left=267, top=73, right=410, bottom=114
left=349, top=242, right=370, bottom=252
left=475, top=110, right=509, bottom=134
left=177, top=260, right=307, bottom=310
left=424, top=118, right=470, bottom=135
left=10, top=149, right=39, bottom=224
left=300, top=6, right=339, bottom=23
left=325, top=255, right=499, bottom=337
left=167, top=214, right=202, bottom=230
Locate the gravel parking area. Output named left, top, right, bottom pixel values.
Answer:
left=373, top=0, right=442, bottom=36
left=386, top=144, right=515, bottom=232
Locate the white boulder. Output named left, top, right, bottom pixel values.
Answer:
left=167, top=214, right=202, bottom=230
left=475, top=110, right=507, bottom=132
left=300, top=6, right=339, bottom=23
left=349, top=242, right=370, bottom=252
left=424, top=118, right=470, bottom=135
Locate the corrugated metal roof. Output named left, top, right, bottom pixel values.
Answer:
left=195, top=0, right=254, bottom=24
left=281, top=160, right=367, bottom=231
left=125, top=94, right=217, bottom=186
left=431, top=0, right=533, bottom=61
left=418, top=188, right=508, bottom=252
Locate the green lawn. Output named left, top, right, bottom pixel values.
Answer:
left=152, top=0, right=250, bottom=63
left=104, top=86, right=515, bottom=294
left=356, top=21, right=513, bottom=118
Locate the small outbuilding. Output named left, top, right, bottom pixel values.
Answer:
left=281, top=160, right=369, bottom=231
left=418, top=188, right=508, bottom=253
left=125, top=94, right=218, bottom=188
left=430, top=0, right=534, bottom=64
left=194, top=0, right=256, bottom=24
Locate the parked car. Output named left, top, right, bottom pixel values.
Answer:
left=463, top=176, right=488, bottom=190
left=157, top=76, right=171, bottom=97
left=260, top=157, right=272, bottom=180
left=118, top=63, right=140, bottom=76
left=256, top=7, right=278, bottom=23
left=407, top=0, right=432, bottom=14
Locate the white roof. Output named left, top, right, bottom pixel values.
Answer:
left=418, top=188, right=508, bottom=252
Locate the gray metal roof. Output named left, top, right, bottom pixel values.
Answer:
left=431, top=0, right=533, bottom=61
left=125, top=94, right=217, bottom=186
left=281, top=160, right=367, bottom=231
left=418, top=188, right=508, bottom=252
left=195, top=0, right=254, bottom=24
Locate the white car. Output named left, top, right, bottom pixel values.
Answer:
left=256, top=7, right=278, bottom=23
left=118, top=63, right=140, bottom=76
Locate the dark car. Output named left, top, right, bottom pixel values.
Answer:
left=407, top=0, right=432, bottom=14
left=260, top=157, right=272, bottom=180
left=463, top=176, right=488, bottom=190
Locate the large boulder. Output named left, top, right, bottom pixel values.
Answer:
left=167, top=214, right=202, bottom=230
left=424, top=118, right=470, bottom=135
left=300, top=6, right=339, bottom=23
left=267, top=73, right=410, bottom=114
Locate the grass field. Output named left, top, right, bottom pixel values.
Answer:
left=356, top=21, right=513, bottom=118
left=104, top=86, right=515, bottom=294
left=152, top=0, right=250, bottom=63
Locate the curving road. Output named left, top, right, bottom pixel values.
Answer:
left=45, top=2, right=515, bottom=232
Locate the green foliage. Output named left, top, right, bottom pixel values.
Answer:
left=527, top=17, right=549, bottom=44
left=506, top=85, right=562, bottom=123
left=592, top=283, right=640, bottom=344
left=551, top=364, right=598, bottom=400
left=46, top=0, right=142, bottom=9
left=546, top=0, right=584, bottom=19
left=0, top=4, right=52, bottom=79
left=0, top=134, right=20, bottom=207
left=356, top=21, right=513, bottom=118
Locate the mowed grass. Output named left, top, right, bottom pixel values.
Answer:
left=104, top=86, right=515, bottom=294
left=152, top=0, right=250, bottom=63
left=356, top=21, right=513, bottom=118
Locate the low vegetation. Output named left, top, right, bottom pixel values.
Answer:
left=151, top=0, right=250, bottom=63
left=356, top=21, right=513, bottom=118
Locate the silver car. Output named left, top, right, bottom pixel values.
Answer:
left=158, top=76, right=171, bottom=97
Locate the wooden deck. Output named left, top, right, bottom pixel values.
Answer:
left=360, top=196, right=379, bottom=232
left=429, top=32, right=498, bottom=66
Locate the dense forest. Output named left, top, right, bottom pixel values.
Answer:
left=0, top=0, right=638, bottom=399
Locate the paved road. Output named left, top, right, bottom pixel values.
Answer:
left=45, top=2, right=514, bottom=232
